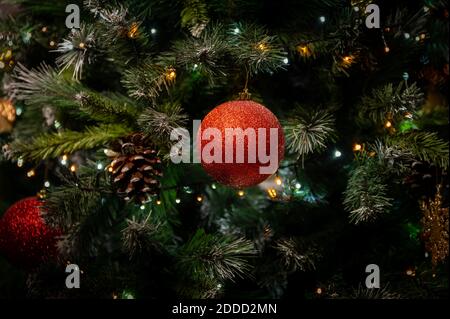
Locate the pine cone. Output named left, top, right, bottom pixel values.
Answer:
left=108, top=134, right=163, bottom=203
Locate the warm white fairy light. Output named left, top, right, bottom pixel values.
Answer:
left=175, top=198, right=181, bottom=204
left=44, top=181, right=50, bottom=188
left=150, top=28, right=157, bottom=34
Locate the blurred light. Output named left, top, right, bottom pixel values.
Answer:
left=44, top=181, right=50, bottom=188
left=385, top=120, right=392, bottom=128
left=17, top=158, right=24, bottom=167
left=353, top=6, right=360, bottom=12
left=384, top=46, right=390, bottom=53
left=295, top=183, right=302, bottom=189
left=150, top=28, right=157, bottom=34
left=334, top=150, right=342, bottom=158
left=175, top=198, right=181, bottom=204
left=283, top=57, right=289, bottom=64
left=27, top=169, right=35, bottom=178
left=319, top=16, right=326, bottom=23
left=211, top=183, right=217, bottom=190
left=196, top=195, right=203, bottom=202
left=140, top=205, right=145, bottom=210
left=156, top=200, right=162, bottom=205
left=353, top=143, right=362, bottom=151
left=97, top=163, right=104, bottom=170
left=316, top=287, right=323, bottom=295
left=267, top=188, right=277, bottom=199
left=233, top=27, right=240, bottom=34
left=108, top=166, right=114, bottom=172
left=16, top=107, right=23, bottom=116
left=70, top=164, right=77, bottom=172
left=404, top=33, right=410, bottom=39
left=275, top=176, right=282, bottom=186
left=238, top=190, right=245, bottom=197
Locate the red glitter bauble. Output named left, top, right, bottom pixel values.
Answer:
left=199, top=100, right=285, bottom=188
left=0, top=197, right=60, bottom=268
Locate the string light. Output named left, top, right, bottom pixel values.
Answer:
left=353, top=143, right=362, bottom=151
left=211, top=183, right=217, bottom=190
left=70, top=164, right=77, bottom=172
left=294, top=183, right=301, bottom=190
left=150, top=28, right=157, bottom=35
left=275, top=176, right=282, bottom=186
left=319, top=16, right=326, bottom=23
left=140, top=205, right=145, bottom=210
left=257, top=42, right=268, bottom=52
left=316, top=287, right=323, bottom=295
left=44, top=181, right=50, bottom=188
left=406, top=268, right=416, bottom=277
left=196, top=195, right=203, bottom=202
left=342, top=55, right=354, bottom=66
left=334, top=150, right=342, bottom=158
left=238, top=190, right=245, bottom=197
left=175, top=198, right=181, bottom=204
left=27, top=169, right=35, bottom=178
left=283, top=57, right=289, bottom=64
left=297, top=44, right=313, bottom=58
left=156, top=200, right=162, bottom=205
left=384, top=46, right=390, bottom=53
left=128, top=22, right=139, bottom=38
left=267, top=188, right=277, bottom=199
left=41, top=26, right=48, bottom=33
left=17, top=157, right=24, bottom=168
left=49, top=40, right=56, bottom=47
left=78, top=42, right=86, bottom=49
left=404, top=33, right=410, bottom=39
left=420, top=33, right=426, bottom=40
left=16, top=107, right=23, bottom=116
left=165, top=67, right=176, bottom=81
left=97, top=163, right=104, bottom=170
left=385, top=120, right=392, bottom=128
left=108, top=166, right=114, bottom=173
left=61, top=155, right=69, bottom=166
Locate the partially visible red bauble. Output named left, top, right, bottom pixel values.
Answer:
left=0, top=197, right=61, bottom=268
left=199, top=100, right=285, bottom=188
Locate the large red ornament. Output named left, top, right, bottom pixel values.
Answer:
left=199, top=100, right=285, bottom=188
left=0, top=197, right=60, bottom=268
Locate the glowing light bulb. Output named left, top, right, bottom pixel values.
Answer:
left=238, top=190, right=245, bottom=197
left=196, top=195, right=203, bottom=202
left=353, top=143, right=362, bottom=151
left=97, top=163, right=104, bottom=170
left=175, top=198, right=181, bottom=204
left=27, top=169, right=35, bottom=177
left=319, top=16, right=326, bottom=23
left=44, top=181, right=50, bottom=188
left=150, top=28, right=157, bottom=34
left=334, top=150, right=342, bottom=158
left=385, top=120, right=392, bottom=128
left=70, top=164, right=77, bottom=172
left=275, top=176, right=282, bottom=186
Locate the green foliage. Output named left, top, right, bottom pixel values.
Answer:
left=170, top=23, right=228, bottom=83
left=76, top=91, right=140, bottom=124
left=343, top=158, right=393, bottom=225
left=137, top=102, right=188, bottom=144
left=357, top=82, right=424, bottom=126
left=122, top=58, right=176, bottom=100
left=229, top=23, right=287, bottom=75
left=284, top=108, right=336, bottom=163
left=11, top=124, right=131, bottom=161
left=177, top=229, right=256, bottom=282
left=180, top=0, right=210, bottom=36
left=386, top=131, right=449, bottom=170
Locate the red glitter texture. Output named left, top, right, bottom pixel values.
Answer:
left=0, top=197, right=60, bottom=268
left=199, top=100, right=285, bottom=188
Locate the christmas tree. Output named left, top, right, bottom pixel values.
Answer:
left=0, top=0, right=448, bottom=300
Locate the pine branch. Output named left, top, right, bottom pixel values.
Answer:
left=181, top=0, right=210, bottom=37
left=121, top=216, right=163, bottom=260
left=122, top=58, right=176, bottom=100
left=357, top=82, right=424, bottom=126
left=11, top=124, right=131, bottom=161
left=284, top=108, right=336, bottom=162
left=171, top=23, right=228, bottom=83
left=385, top=132, right=449, bottom=170
left=229, top=23, right=287, bottom=75
left=52, top=24, right=98, bottom=80
left=75, top=91, right=140, bottom=123
left=177, top=229, right=256, bottom=282
left=11, top=62, right=81, bottom=109
left=137, top=102, right=188, bottom=144
left=274, top=238, right=319, bottom=272
left=344, top=159, right=393, bottom=225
